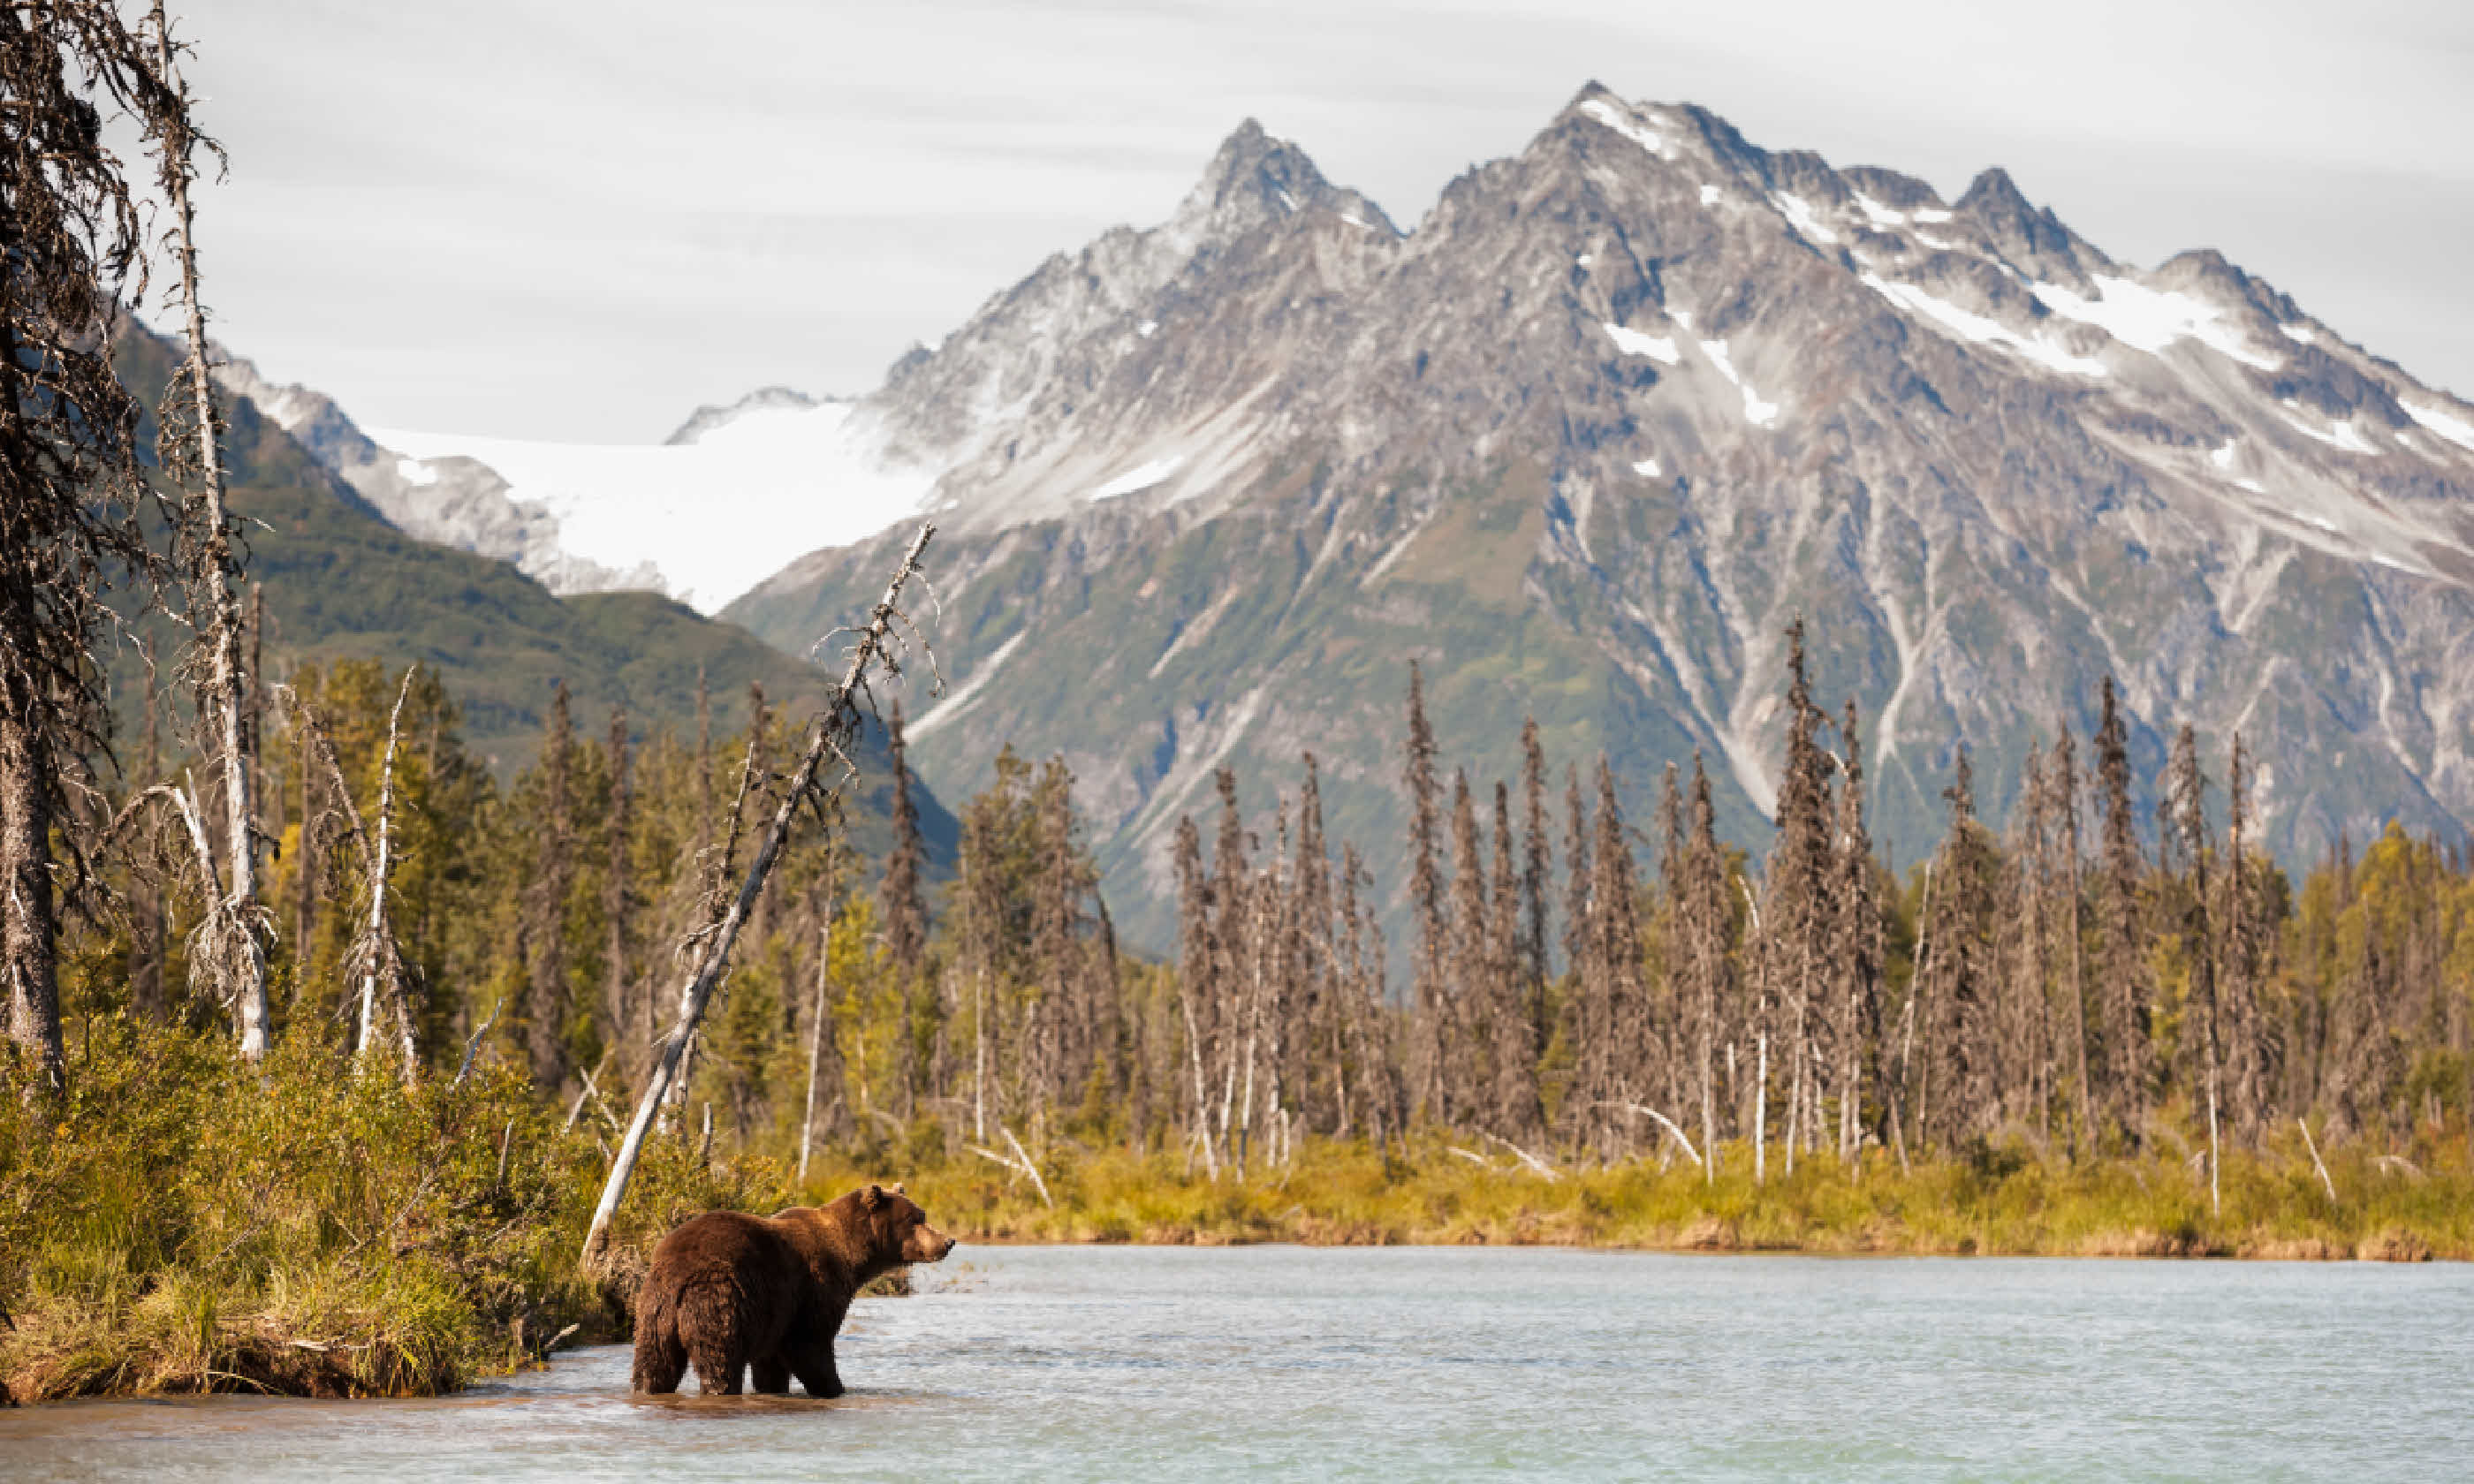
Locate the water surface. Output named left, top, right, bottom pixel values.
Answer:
left=4, top=1246, right=2467, bottom=1480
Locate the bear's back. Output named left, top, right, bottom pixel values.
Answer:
left=649, top=1210, right=805, bottom=1292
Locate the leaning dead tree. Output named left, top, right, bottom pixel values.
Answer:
left=142, top=3, right=269, bottom=1057
left=582, top=524, right=935, bottom=1270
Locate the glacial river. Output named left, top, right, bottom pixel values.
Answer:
left=4, top=1246, right=2468, bottom=1480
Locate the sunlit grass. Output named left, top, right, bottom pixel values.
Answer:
left=0, top=1019, right=779, bottom=1404
left=793, top=1117, right=2473, bottom=1261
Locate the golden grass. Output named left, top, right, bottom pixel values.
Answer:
left=793, top=1121, right=2474, bottom=1262
left=0, top=1019, right=779, bottom=1406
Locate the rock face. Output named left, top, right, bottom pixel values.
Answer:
left=712, top=86, right=2470, bottom=950
left=211, top=353, right=667, bottom=596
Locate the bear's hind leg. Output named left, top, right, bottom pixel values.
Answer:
left=785, top=1337, right=843, bottom=1399
left=689, top=1336, right=746, bottom=1396
left=631, top=1336, right=687, bottom=1395
left=751, top=1355, right=791, bottom=1394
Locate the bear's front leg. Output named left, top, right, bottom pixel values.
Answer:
left=751, top=1356, right=792, bottom=1395
left=785, top=1338, right=843, bottom=1399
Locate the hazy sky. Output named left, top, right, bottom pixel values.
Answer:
left=183, top=0, right=2474, bottom=442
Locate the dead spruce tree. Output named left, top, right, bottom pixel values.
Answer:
left=524, top=681, right=575, bottom=1092
left=1446, top=770, right=1487, bottom=1126
left=2166, top=723, right=2222, bottom=1211
left=1401, top=661, right=1448, bottom=1124
left=583, top=523, right=933, bottom=1271
left=1680, top=756, right=1734, bottom=1175
left=1171, top=811, right=1220, bottom=1175
left=1830, top=700, right=1881, bottom=1166
left=879, top=699, right=929, bottom=1114
left=601, top=704, right=636, bottom=1083
left=2092, top=677, right=2152, bottom=1144
left=144, top=2, right=272, bottom=1057
left=0, top=1, right=185, bottom=1088
left=288, top=670, right=420, bottom=1079
left=1759, top=619, right=1834, bottom=1174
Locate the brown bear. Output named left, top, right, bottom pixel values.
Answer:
left=630, top=1182, right=953, bottom=1397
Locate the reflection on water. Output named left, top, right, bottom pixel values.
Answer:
left=4, top=1247, right=2469, bottom=1480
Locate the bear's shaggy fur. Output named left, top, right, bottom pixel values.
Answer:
left=630, top=1183, right=953, bottom=1397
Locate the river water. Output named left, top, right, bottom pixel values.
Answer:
left=4, top=1246, right=2468, bottom=1480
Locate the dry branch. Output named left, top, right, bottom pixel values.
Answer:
left=2297, top=1117, right=2337, bottom=1203
left=968, top=1124, right=1054, bottom=1208
left=1602, top=1102, right=1704, bottom=1169
left=1478, top=1130, right=1561, bottom=1180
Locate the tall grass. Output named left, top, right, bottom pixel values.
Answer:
left=0, top=1018, right=783, bottom=1404
left=794, top=1120, right=2473, bottom=1261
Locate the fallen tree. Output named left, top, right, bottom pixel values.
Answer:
left=581, top=525, right=934, bottom=1273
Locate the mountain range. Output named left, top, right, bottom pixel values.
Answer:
left=262, top=84, right=2474, bottom=954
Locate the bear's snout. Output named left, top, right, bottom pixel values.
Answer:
left=905, top=1223, right=956, bottom=1263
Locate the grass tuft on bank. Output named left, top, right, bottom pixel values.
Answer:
left=0, top=1020, right=782, bottom=1404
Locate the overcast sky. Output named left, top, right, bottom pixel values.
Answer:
left=182, top=0, right=2474, bottom=443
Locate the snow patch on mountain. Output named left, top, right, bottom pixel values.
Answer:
left=1863, top=273, right=2108, bottom=378
left=1092, top=454, right=1186, bottom=501
left=1696, top=339, right=1780, bottom=427
left=2030, top=275, right=2280, bottom=370
left=1577, top=97, right=1673, bottom=159
left=908, top=630, right=1027, bottom=741
left=2404, top=398, right=2474, bottom=454
left=1603, top=322, right=1680, bottom=363
left=1771, top=193, right=1840, bottom=245
left=374, top=400, right=933, bottom=614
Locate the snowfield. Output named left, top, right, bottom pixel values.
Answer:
left=372, top=401, right=934, bottom=614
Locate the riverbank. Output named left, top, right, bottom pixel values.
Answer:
left=0, top=1026, right=771, bottom=1407
left=796, top=1124, right=2474, bottom=1261
left=8, top=1027, right=2464, bottom=1408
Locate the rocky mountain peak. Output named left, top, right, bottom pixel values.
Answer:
left=725, top=84, right=2474, bottom=952
left=1157, top=117, right=1394, bottom=258
left=1954, top=165, right=2095, bottom=282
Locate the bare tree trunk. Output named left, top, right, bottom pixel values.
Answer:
left=132, top=647, right=166, bottom=1023
left=0, top=694, right=64, bottom=1086
left=800, top=922, right=831, bottom=1184
left=355, top=672, right=414, bottom=1074
left=291, top=672, right=418, bottom=1079
left=153, top=8, right=269, bottom=1058
left=582, top=526, right=931, bottom=1271
left=1754, top=1027, right=1769, bottom=1185
left=2206, top=1067, right=2222, bottom=1217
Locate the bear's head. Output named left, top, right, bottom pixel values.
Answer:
left=858, top=1182, right=956, bottom=1265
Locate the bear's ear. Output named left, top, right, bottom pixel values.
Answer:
left=861, top=1183, right=884, bottom=1209
left=892, top=1182, right=907, bottom=1196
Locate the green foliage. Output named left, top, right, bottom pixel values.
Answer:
left=0, top=1018, right=784, bottom=1403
